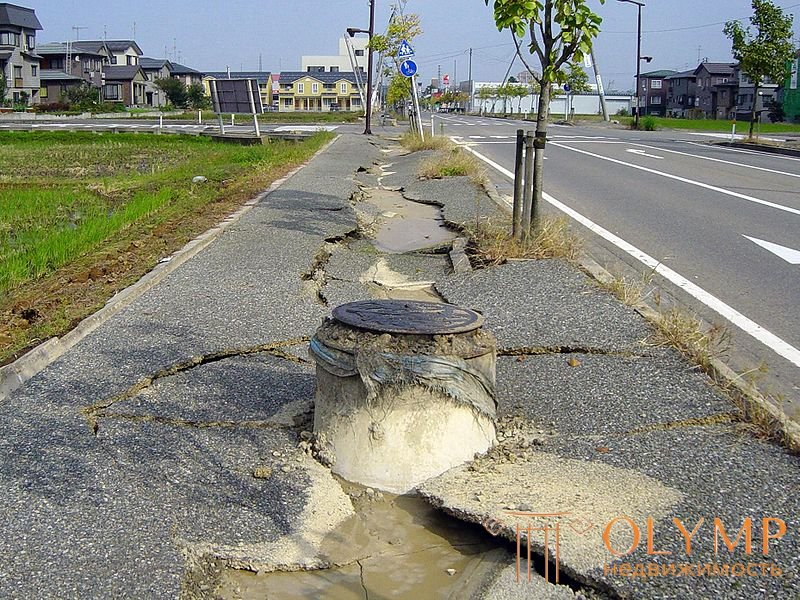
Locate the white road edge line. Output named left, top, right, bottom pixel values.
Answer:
left=625, top=142, right=800, bottom=179
left=685, top=141, right=800, bottom=163
left=550, top=142, right=800, bottom=217
left=457, top=140, right=800, bottom=369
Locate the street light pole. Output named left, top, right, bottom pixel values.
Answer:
left=364, top=0, right=376, bottom=135
left=618, top=0, right=645, bottom=129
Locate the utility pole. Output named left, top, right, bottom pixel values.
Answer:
left=364, top=0, right=375, bottom=135
left=468, top=47, right=473, bottom=113
left=589, top=46, right=609, bottom=121
left=454, top=59, right=457, bottom=92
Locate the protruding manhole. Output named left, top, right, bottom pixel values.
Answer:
left=332, top=299, right=484, bottom=335
left=310, top=300, right=497, bottom=494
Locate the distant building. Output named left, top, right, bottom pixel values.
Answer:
left=301, top=36, right=367, bottom=74
left=666, top=70, right=697, bottom=118
left=780, top=50, right=800, bottom=122
left=277, top=71, right=361, bottom=112
left=0, top=2, right=42, bottom=105
left=694, top=62, right=736, bottom=119
left=37, top=41, right=106, bottom=103
left=735, top=64, right=779, bottom=122
left=638, top=69, right=678, bottom=116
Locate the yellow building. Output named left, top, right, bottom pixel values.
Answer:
left=277, top=71, right=362, bottom=112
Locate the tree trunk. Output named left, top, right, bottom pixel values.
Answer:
left=749, top=81, right=759, bottom=140
left=530, top=83, right=552, bottom=232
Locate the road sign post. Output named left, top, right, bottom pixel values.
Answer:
left=399, top=58, right=423, bottom=141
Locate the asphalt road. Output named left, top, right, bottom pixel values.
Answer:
left=434, top=112, right=800, bottom=415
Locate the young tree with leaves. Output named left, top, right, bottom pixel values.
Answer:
left=0, top=73, right=7, bottom=105
left=369, top=2, right=422, bottom=114
left=724, top=0, right=794, bottom=138
left=155, top=78, right=188, bottom=108
left=482, top=0, right=604, bottom=234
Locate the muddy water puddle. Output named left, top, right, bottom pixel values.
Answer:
left=365, top=190, right=457, bottom=254
left=217, top=491, right=506, bottom=599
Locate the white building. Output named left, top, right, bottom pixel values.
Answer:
left=301, top=36, right=367, bottom=74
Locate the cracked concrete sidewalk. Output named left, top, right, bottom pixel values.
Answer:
left=0, top=132, right=798, bottom=599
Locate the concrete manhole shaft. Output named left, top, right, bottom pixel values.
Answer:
left=310, top=300, right=498, bottom=494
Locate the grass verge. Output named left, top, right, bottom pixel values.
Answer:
left=399, top=131, right=452, bottom=152
left=160, top=111, right=362, bottom=124
left=0, top=130, right=333, bottom=365
left=619, top=116, right=800, bottom=134
left=464, top=216, right=581, bottom=266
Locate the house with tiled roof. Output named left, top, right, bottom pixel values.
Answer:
left=666, top=70, right=697, bottom=118
left=78, top=39, right=142, bottom=66
left=0, top=2, right=42, bottom=105
left=102, top=64, right=146, bottom=106
left=694, top=62, right=737, bottom=119
left=36, top=41, right=106, bottom=102
left=638, top=69, right=678, bottom=116
left=278, top=71, right=362, bottom=112
left=169, top=62, right=202, bottom=86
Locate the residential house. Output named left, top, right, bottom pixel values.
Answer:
left=76, top=39, right=142, bottom=67
left=36, top=41, right=106, bottom=103
left=139, top=57, right=171, bottom=107
left=694, top=62, right=736, bottom=119
left=781, top=49, right=800, bottom=122
left=638, top=69, right=677, bottom=116
left=278, top=71, right=361, bottom=112
left=271, top=73, right=279, bottom=106
left=101, top=64, right=146, bottom=106
left=735, top=64, right=779, bottom=122
left=665, top=69, right=697, bottom=118
left=0, top=2, right=42, bottom=105
left=169, top=62, right=202, bottom=87
left=204, top=71, right=271, bottom=110
left=301, top=36, right=367, bottom=74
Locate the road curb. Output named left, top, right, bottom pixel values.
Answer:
left=0, top=135, right=341, bottom=401
left=719, top=141, right=800, bottom=158
left=577, top=254, right=800, bottom=452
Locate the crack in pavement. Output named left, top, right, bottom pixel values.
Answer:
left=357, top=559, right=369, bottom=600
left=499, top=346, right=645, bottom=358
left=81, top=337, right=311, bottom=434
left=623, top=412, right=739, bottom=435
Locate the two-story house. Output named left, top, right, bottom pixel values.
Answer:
left=169, top=62, right=203, bottom=87
left=735, top=64, right=779, bottom=122
left=0, top=2, right=42, bottom=106
left=36, top=41, right=106, bottom=103
left=693, top=62, right=736, bottom=119
left=638, top=70, right=677, bottom=116
left=278, top=71, right=361, bottom=112
left=139, top=57, right=171, bottom=107
left=665, top=70, right=697, bottom=118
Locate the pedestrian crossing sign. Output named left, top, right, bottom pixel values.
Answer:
left=397, top=40, right=415, bottom=58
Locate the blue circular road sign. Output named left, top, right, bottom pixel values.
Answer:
left=399, top=59, right=418, bottom=78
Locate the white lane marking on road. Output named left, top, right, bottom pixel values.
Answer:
left=273, top=125, right=338, bottom=132
left=685, top=131, right=786, bottom=143
left=685, top=141, right=800, bottom=163
left=743, top=236, right=800, bottom=264
left=458, top=141, right=800, bottom=369
left=623, top=142, right=800, bottom=179
left=626, top=148, right=664, bottom=159
left=551, top=142, right=800, bottom=217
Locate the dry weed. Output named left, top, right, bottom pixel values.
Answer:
left=464, top=216, right=581, bottom=265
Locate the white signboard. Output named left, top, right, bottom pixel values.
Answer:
left=791, top=59, right=798, bottom=90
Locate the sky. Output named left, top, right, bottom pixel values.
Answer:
left=26, top=1, right=800, bottom=92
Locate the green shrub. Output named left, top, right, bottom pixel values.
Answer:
left=640, top=116, right=658, bottom=131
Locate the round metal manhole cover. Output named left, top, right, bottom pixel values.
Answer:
left=331, top=300, right=484, bottom=335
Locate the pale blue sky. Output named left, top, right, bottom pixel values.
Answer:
left=26, top=1, right=800, bottom=91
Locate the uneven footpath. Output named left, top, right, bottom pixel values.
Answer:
left=0, top=133, right=797, bottom=599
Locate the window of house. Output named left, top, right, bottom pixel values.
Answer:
left=330, top=66, right=339, bottom=73
left=110, top=55, right=118, bottom=65
left=283, top=98, right=292, bottom=108
left=50, top=58, right=64, bottom=69
left=355, top=50, right=364, bottom=57
left=651, top=80, right=662, bottom=89
left=103, top=84, right=120, bottom=100
left=307, top=66, right=324, bottom=73
left=352, top=97, right=361, bottom=107
left=40, top=86, right=47, bottom=98
left=298, top=82, right=305, bottom=94
left=127, top=55, right=137, bottom=65
left=651, top=96, right=661, bottom=104
left=14, top=65, right=22, bottom=78
left=31, top=65, right=37, bottom=76
left=340, top=82, right=347, bottom=94
left=0, top=32, right=20, bottom=46
left=26, top=34, right=35, bottom=49
left=311, top=83, right=319, bottom=94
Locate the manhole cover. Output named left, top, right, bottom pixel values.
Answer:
left=332, top=300, right=484, bottom=335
